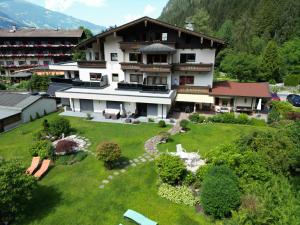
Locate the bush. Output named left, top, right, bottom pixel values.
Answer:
left=86, top=113, right=92, bottom=120
left=189, top=113, right=206, bottom=123
left=30, top=115, right=34, bottom=122
left=42, top=119, right=50, bottom=131
left=201, top=166, right=240, bottom=218
left=0, top=82, right=6, bottom=90
left=48, top=117, right=71, bottom=138
left=208, top=113, right=236, bottom=124
left=96, top=141, right=121, bottom=169
left=158, top=183, right=198, bottom=206
left=43, top=109, right=47, bottom=116
left=148, top=118, right=155, bottom=122
left=132, top=120, right=140, bottom=124
left=250, top=118, right=266, bottom=126
left=158, top=131, right=171, bottom=143
left=158, top=120, right=166, bottom=128
left=285, top=112, right=300, bottom=121
left=268, top=108, right=281, bottom=124
left=55, top=139, right=77, bottom=154
left=196, top=164, right=213, bottom=183
left=35, top=112, right=40, bottom=119
left=236, top=113, right=250, bottom=124
left=183, top=171, right=196, bottom=186
left=180, top=119, right=189, bottom=131
left=284, top=74, right=300, bottom=86
left=29, top=140, right=53, bottom=159
left=271, top=101, right=294, bottom=118
left=155, top=154, right=186, bottom=185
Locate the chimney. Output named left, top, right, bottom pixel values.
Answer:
left=185, top=21, right=194, bottom=31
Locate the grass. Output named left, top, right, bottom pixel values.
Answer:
left=0, top=114, right=268, bottom=225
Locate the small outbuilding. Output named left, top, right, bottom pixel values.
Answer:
left=0, top=92, right=57, bottom=132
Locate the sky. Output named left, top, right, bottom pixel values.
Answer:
left=26, top=0, right=169, bottom=27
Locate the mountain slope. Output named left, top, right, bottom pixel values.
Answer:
left=0, top=0, right=104, bottom=33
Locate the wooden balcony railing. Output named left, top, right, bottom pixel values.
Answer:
left=140, top=64, right=172, bottom=73
left=120, top=62, right=142, bottom=71
left=173, top=63, right=212, bottom=72
left=175, top=85, right=210, bottom=94
left=77, top=60, right=106, bottom=69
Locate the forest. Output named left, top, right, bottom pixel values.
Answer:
left=160, top=0, right=300, bottom=84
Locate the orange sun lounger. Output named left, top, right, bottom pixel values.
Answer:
left=34, top=159, right=51, bottom=179
left=26, top=157, right=41, bottom=175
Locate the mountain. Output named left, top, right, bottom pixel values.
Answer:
left=0, top=0, right=105, bottom=33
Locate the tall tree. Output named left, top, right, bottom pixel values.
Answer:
left=259, top=41, right=283, bottom=82
left=188, top=9, right=212, bottom=34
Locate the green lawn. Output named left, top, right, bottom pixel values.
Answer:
left=0, top=114, right=267, bottom=225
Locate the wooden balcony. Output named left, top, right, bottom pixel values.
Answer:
left=140, top=64, right=172, bottom=73
left=175, top=86, right=210, bottom=94
left=173, top=63, right=212, bottom=72
left=77, top=60, right=106, bottom=69
left=119, top=41, right=176, bottom=50
left=120, top=62, right=141, bottom=71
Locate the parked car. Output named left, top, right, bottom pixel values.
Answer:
left=271, top=93, right=280, bottom=101
left=287, top=94, right=300, bottom=107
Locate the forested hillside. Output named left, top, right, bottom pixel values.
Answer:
left=160, top=0, right=300, bottom=84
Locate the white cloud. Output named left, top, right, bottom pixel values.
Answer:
left=123, top=4, right=156, bottom=23
left=143, top=4, right=156, bottom=15
left=45, top=0, right=105, bottom=12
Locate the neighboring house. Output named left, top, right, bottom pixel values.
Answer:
left=0, top=27, right=84, bottom=78
left=0, top=92, right=57, bottom=132
left=48, top=16, right=271, bottom=119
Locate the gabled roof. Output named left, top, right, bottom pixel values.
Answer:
left=0, top=92, right=41, bottom=109
left=211, top=81, right=271, bottom=98
left=140, top=43, right=176, bottom=54
left=76, top=16, right=224, bottom=49
left=0, top=29, right=84, bottom=38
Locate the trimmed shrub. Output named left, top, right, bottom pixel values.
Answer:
left=55, top=140, right=77, bottom=154
left=148, top=118, right=155, bottom=122
left=42, top=119, right=50, bottom=131
left=236, top=113, right=250, bottom=124
left=183, top=171, right=196, bottom=186
left=158, top=183, right=198, bottom=206
left=132, top=120, right=140, bottom=124
left=271, top=101, right=294, bottom=118
left=30, top=115, right=34, bottom=122
left=201, top=166, right=240, bottom=218
left=155, top=154, right=186, bottom=185
left=158, top=131, right=171, bottom=143
left=96, top=141, right=121, bottom=169
left=29, top=140, right=53, bottom=159
left=158, top=120, right=166, bottom=128
left=86, top=113, right=92, bottom=120
left=180, top=119, right=189, bottom=131
left=208, top=113, right=236, bottom=124
left=43, top=109, right=47, bottom=116
left=0, top=82, right=6, bottom=90
left=196, top=164, right=213, bottom=182
left=48, top=117, right=71, bottom=138
left=284, top=74, right=300, bottom=86
left=189, top=113, right=206, bottom=123
left=35, top=112, right=40, bottom=119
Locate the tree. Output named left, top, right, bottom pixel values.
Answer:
left=259, top=41, right=283, bottom=82
left=28, top=74, right=50, bottom=92
left=280, top=38, right=300, bottom=76
left=48, top=117, right=71, bottom=138
left=72, top=50, right=86, bottom=61
left=201, top=166, right=240, bottom=218
left=96, top=142, right=121, bottom=169
left=155, top=154, right=186, bottom=185
left=216, top=20, right=234, bottom=45
left=0, top=160, right=37, bottom=224
left=79, top=26, right=93, bottom=40
left=220, top=52, right=259, bottom=81
left=29, top=140, right=54, bottom=159
left=188, top=8, right=212, bottom=34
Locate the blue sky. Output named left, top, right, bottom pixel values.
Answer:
left=26, top=0, right=168, bottom=27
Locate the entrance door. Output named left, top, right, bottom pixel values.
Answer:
left=136, top=103, right=147, bottom=116
left=80, top=99, right=94, bottom=112
left=147, top=104, right=158, bottom=117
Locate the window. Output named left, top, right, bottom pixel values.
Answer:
left=43, top=61, right=50, bottom=65
left=147, top=54, right=167, bottom=64
left=129, top=53, right=142, bottom=62
left=18, top=61, right=26, bottom=66
left=162, top=33, right=168, bottom=41
left=6, top=61, right=14, bottom=66
left=110, top=53, right=118, bottom=61
left=130, top=74, right=143, bottom=83
left=90, top=73, right=102, bottom=81
left=147, top=76, right=167, bottom=85
left=30, top=61, right=38, bottom=65
left=112, top=73, right=119, bottom=82
left=180, top=53, right=196, bottom=63
left=0, top=61, right=4, bottom=66
left=179, top=76, right=194, bottom=85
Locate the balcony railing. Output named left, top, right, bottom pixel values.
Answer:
left=117, top=81, right=168, bottom=92
left=120, top=62, right=141, bottom=71
left=0, top=53, right=72, bottom=57
left=0, top=44, right=76, bottom=48
left=140, top=64, right=172, bottom=73
left=175, top=85, right=210, bottom=94
left=77, top=60, right=106, bottom=69
left=173, top=63, right=212, bottom=72
left=119, top=41, right=176, bottom=50
left=50, top=76, right=108, bottom=89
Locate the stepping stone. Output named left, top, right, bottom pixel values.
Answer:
left=108, top=175, right=114, bottom=180
left=131, top=163, right=137, bottom=167
left=99, top=185, right=105, bottom=189
left=129, top=160, right=134, bottom=163
left=113, top=171, right=120, bottom=175
left=141, top=158, right=147, bottom=162
left=133, top=159, right=139, bottom=162
left=102, top=180, right=109, bottom=184
left=121, top=169, right=126, bottom=173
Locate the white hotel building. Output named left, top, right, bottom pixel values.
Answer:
left=49, top=17, right=270, bottom=119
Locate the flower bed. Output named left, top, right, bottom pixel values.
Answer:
left=53, top=135, right=90, bottom=155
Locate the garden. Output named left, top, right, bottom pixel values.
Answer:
left=0, top=110, right=299, bottom=225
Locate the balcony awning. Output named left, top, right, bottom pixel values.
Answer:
left=176, top=93, right=214, bottom=104
left=139, top=43, right=176, bottom=54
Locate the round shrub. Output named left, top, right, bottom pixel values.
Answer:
left=236, top=113, right=250, bottom=124
left=96, top=141, right=121, bottom=169
left=155, top=154, right=186, bottom=185
left=158, top=131, right=171, bottom=143
left=189, top=113, right=206, bottom=123
left=158, top=120, right=166, bottom=128
left=29, top=140, right=53, bottom=159
left=55, top=139, right=77, bottom=155
left=180, top=119, right=189, bottom=131
left=200, top=166, right=240, bottom=218
left=183, top=171, right=196, bottom=186
left=0, top=82, right=6, bottom=90
left=48, top=117, right=71, bottom=138
left=196, top=164, right=213, bottom=182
